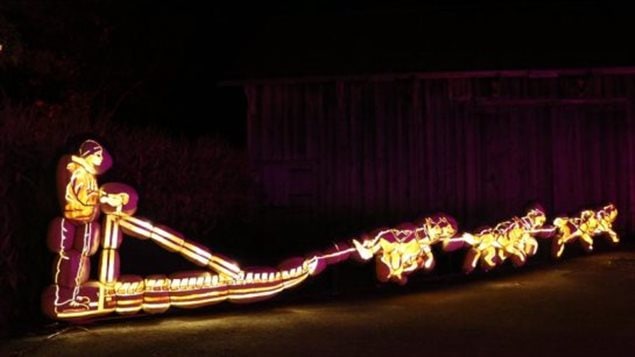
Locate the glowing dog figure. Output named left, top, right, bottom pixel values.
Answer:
left=551, top=204, right=619, bottom=258
left=493, top=207, right=556, bottom=266
left=445, top=206, right=555, bottom=273
left=352, top=214, right=458, bottom=284
left=43, top=140, right=316, bottom=320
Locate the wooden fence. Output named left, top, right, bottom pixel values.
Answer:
left=237, top=68, right=635, bottom=235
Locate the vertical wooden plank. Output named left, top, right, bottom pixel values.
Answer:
left=320, top=83, right=330, bottom=217
left=395, top=81, right=405, bottom=216
left=479, top=104, right=492, bottom=219
left=304, top=85, right=311, bottom=159
left=438, top=80, right=451, bottom=212
left=454, top=100, right=466, bottom=221
left=550, top=104, right=563, bottom=214
left=348, top=83, right=356, bottom=224
left=286, top=84, right=293, bottom=161
left=288, top=84, right=297, bottom=160
left=278, top=83, right=286, bottom=161
left=261, top=84, right=272, bottom=163
left=391, top=81, right=403, bottom=218
left=396, top=81, right=406, bottom=217
left=380, top=81, right=393, bottom=217
left=342, top=83, right=349, bottom=223
left=530, top=105, right=542, bottom=210
left=244, top=84, right=259, bottom=163
left=574, top=106, right=586, bottom=210
left=538, top=104, right=551, bottom=210
left=443, top=80, right=455, bottom=213
left=574, top=105, right=586, bottom=210
left=282, top=84, right=291, bottom=161
left=363, top=83, right=377, bottom=219
left=438, top=79, right=449, bottom=213
left=627, top=77, right=635, bottom=232
left=508, top=107, right=521, bottom=216
left=423, top=80, right=436, bottom=213
left=296, top=84, right=306, bottom=160
left=429, top=80, right=440, bottom=213
left=410, top=79, right=422, bottom=214
left=326, top=82, right=337, bottom=218
left=526, top=107, right=536, bottom=206
left=335, top=80, right=347, bottom=222
left=307, top=84, right=318, bottom=210
left=460, top=77, right=475, bottom=225
left=300, top=85, right=308, bottom=160
left=608, top=103, right=629, bottom=233
left=374, top=81, right=388, bottom=218
left=464, top=83, right=479, bottom=226
left=349, top=82, right=361, bottom=221
left=315, top=83, right=326, bottom=216
left=415, top=79, right=424, bottom=215
left=402, top=80, right=414, bottom=217
left=448, top=80, right=462, bottom=218
left=269, top=84, right=278, bottom=161
left=382, top=81, right=391, bottom=219
left=401, top=80, right=412, bottom=215
left=281, top=84, right=289, bottom=161
left=465, top=79, right=477, bottom=221
left=608, top=104, right=619, bottom=226
left=593, top=105, right=606, bottom=205
left=272, top=84, right=282, bottom=161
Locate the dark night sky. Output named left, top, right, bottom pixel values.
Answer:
left=220, top=0, right=634, bottom=78
left=3, top=0, right=634, bottom=142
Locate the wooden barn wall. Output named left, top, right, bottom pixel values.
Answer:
left=244, top=74, right=635, bottom=235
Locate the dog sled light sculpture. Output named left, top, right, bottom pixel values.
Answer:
left=442, top=206, right=557, bottom=273
left=551, top=204, right=619, bottom=258
left=43, top=140, right=317, bottom=320
left=352, top=215, right=458, bottom=284
left=42, top=140, right=621, bottom=321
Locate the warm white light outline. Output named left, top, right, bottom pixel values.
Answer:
left=552, top=204, right=619, bottom=258
left=45, top=140, right=622, bottom=321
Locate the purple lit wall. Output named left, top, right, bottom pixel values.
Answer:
left=241, top=68, right=635, bottom=234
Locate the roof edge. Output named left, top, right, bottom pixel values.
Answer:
left=218, top=66, right=635, bottom=87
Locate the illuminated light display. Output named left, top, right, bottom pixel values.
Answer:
left=42, top=281, right=113, bottom=320
left=115, top=275, right=145, bottom=314
left=42, top=140, right=622, bottom=321
left=305, top=241, right=356, bottom=277
left=43, top=140, right=321, bottom=320
left=351, top=214, right=458, bottom=284
left=117, top=215, right=243, bottom=279
left=143, top=275, right=170, bottom=314
left=551, top=204, right=619, bottom=258
left=43, top=140, right=120, bottom=319
left=443, top=206, right=556, bottom=273
left=167, top=271, right=224, bottom=309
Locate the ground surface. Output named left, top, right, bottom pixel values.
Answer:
left=3, top=248, right=635, bottom=357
